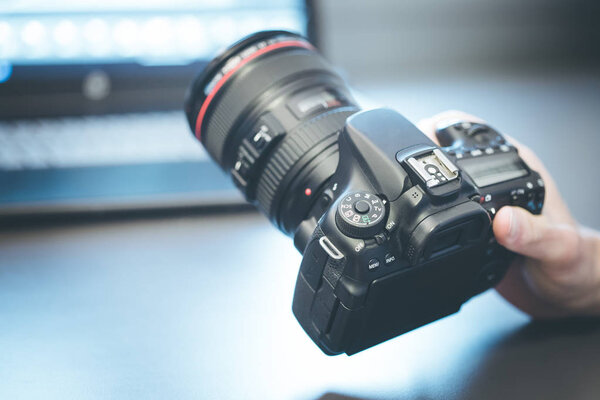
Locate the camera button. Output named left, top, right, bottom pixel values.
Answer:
left=500, top=144, right=510, bottom=152
left=510, top=188, right=526, bottom=204
left=537, top=178, right=545, bottom=187
left=384, top=253, right=396, bottom=265
left=353, top=200, right=371, bottom=214
left=368, top=258, right=380, bottom=271
left=536, top=191, right=545, bottom=211
left=470, top=149, right=483, bottom=157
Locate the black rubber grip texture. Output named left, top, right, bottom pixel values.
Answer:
left=202, top=49, right=333, bottom=164
left=255, top=108, right=355, bottom=216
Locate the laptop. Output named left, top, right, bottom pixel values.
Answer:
left=0, top=1, right=315, bottom=218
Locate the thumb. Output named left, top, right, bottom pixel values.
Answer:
left=493, top=206, right=580, bottom=265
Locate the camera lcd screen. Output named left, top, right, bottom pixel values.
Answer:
left=458, top=152, right=528, bottom=187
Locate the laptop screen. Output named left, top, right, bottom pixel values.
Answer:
left=0, top=0, right=311, bottom=118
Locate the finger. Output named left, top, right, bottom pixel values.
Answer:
left=495, top=262, right=573, bottom=319
left=416, top=110, right=485, bottom=143
left=493, top=206, right=581, bottom=265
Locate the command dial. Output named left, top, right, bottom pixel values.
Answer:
left=335, top=192, right=386, bottom=238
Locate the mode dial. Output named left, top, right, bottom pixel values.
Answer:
left=335, top=192, right=386, bottom=238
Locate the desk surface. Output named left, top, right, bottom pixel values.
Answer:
left=1, top=212, right=599, bottom=400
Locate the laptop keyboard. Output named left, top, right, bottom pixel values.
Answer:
left=0, top=111, right=209, bottom=170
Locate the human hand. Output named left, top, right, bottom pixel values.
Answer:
left=417, top=111, right=600, bottom=318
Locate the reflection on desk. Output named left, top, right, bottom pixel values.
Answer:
left=1, top=212, right=599, bottom=399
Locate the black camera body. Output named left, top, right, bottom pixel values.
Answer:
left=185, top=31, right=545, bottom=356
left=291, top=109, right=544, bottom=355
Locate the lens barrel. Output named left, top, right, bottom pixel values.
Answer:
left=185, top=31, right=359, bottom=234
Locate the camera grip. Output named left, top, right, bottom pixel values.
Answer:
left=292, top=226, right=349, bottom=355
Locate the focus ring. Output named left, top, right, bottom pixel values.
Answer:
left=255, top=108, right=356, bottom=216
left=202, top=49, right=333, bottom=164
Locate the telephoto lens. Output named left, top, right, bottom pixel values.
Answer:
left=185, top=31, right=359, bottom=236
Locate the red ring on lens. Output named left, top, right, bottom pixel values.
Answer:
left=194, top=40, right=314, bottom=140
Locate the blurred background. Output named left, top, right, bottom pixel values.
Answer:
left=1, top=0, right=599, bottom=226
left=316, top=0, right=600, bottom=228
left=1, top=1, right=600, bottom=399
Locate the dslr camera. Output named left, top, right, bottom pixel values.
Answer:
left=185, top=31, right=545, bottom=355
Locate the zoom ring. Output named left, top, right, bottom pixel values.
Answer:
left=255, top=108, right=357, bottom=217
